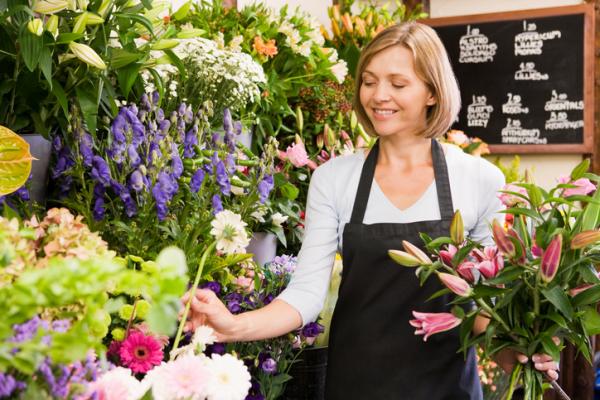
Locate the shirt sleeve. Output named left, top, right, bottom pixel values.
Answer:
left=276, top=161, right=339, bottom=326
left=468, top=158, right=506, bottom=246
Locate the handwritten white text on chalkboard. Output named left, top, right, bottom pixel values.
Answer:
left=467, top=95, right=494, bottom=128
left=544, top=90, right=584, bottom=111
left=515, top=62, right=549, bottom=80
left=501, top=118, right=547, bottom=144
left=545, top=112, right=584, bottom=130
left=514, top=21, right=561, bottom=56
left=459, top=25, right=497, bottom=63
left=502, top=93, right=529, bottom=114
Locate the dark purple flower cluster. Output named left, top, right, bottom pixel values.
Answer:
left=0, top=372, right=25, bottom=398
left=301, top=322, right=325, bottom=338
left=257, top=174, right=274, bottom=204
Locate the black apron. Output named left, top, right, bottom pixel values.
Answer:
left=325, top=139, right=482, bottom=400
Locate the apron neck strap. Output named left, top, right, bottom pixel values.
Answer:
left=350, top=139, right=455, bottom=224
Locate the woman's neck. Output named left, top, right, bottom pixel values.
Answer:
left=377, top=135, right=433, bottom=169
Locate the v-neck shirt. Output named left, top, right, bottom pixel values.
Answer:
left=277, top=143, right=506, bottom=325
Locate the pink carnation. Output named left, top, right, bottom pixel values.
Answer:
left=557, top=175, right=596, bottom=197
left=285, top=143, right=309, bottom=167
left=119, top=331, right=163, bottom=373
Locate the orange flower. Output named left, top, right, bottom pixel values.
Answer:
left=253, top=36, right=278, bottom=58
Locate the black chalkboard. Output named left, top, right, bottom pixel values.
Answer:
left=425, top=5, right=594, bottom=153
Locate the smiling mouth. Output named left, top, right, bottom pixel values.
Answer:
left=372, top=108, right=398, bottom=116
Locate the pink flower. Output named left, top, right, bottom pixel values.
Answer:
left=438, top=244, right=457, bottom=267
left=409, top=311, right=462, bottom=342
left=456, top=261, right=477, bottom=282
left=85, top=367, right=143, bottom=400
left=569, top=284, right=594, bottom=297
left=438, top=273, right=472, bottom=296
left=557, top=175, right=596, bottom=197
left=446, top=130, right=468, bottom=146
left=497, top=184, right=529, bottom=207
left=146, top=355, right=210, bottom=399
left=285, top=142, right=309, bottom=167
left=119, top=331, right=163, bottom=373
left=540, top=234, right=563, bottom=283
left=472, top=247, right=504, bottom=279
left=234, top=276, right=254, bottom=293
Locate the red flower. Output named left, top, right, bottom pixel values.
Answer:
left=119, top=331, right=163, bottom=373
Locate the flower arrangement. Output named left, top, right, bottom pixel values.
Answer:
left=50, top=94, right=277, bottom=275
left=0, top=208, right=188, bottom=398
left=142, top=36, right=266, bottom=122
left=389, top=159, right=600, bottom=399
left=441, top=129, right=490, bottom=156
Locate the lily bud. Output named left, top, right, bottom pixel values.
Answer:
left=72, top=13, right=88, bottom=34
left=27, top=18, right=44, bottom=36
left=540, top=234, right=562, bottom=283
left=316, top=134, right=324, bottom=150
left=69, top=42, right=107, bottom=70
left=438, top=273, right=472, bottom=297
left=492, top=219, right=515, bottom=257
left=324, top=123, right=335, bottom=149
left=341, top=13, right=353, bottom=33
left=365, top=11, right=373, bottom=25
left=294, top=134, right=303, bottom=145
left=332, top=5, right=341, bottom=21
left=45, top=15, right=59, bottom=37
left=350, top=110, right=358, bottom=131
left=388, top=250, right=421, bottom=267
left=151, top=39, right=180, bottom=50
left=84, top=12, right=105, bottom=25
left=570, top=230, right=600, bottom=249
left=402, top=240, right=432, bottom=265
left=320, top=25, right=330, bottom=41
left=295, top=106, right=303, bottom=134
left=97, top=0, right=113, bottom=17
left=77, top=0, right=88, bottom=10
left=450, top=211, right=464, bottom=245
left=32, top=0, right=69, bottom=14
left=331, top=20, right=341, bottom=38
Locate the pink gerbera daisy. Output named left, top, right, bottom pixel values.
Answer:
left=119, top=331, right=163, bottom=373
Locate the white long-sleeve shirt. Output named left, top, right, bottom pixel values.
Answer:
left=277, top=143, right=506, bottom=325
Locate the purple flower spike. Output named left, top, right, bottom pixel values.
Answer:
left=257, top=174, right=274, bottom=204
left=159, top=119, right=171, bottom=135
left=215, top=161, right=230, bottom=196
left=212, top=194, right=223, bottom=214
left=171, top=146, right=184, bottom=179
left=16, top=185, right=30, bottom=201
left=127, top=144, right=141, bottom=169
left=141, top=93, right=151, bottom=110
left=129, top=170, right=145, bottom=192
left=183, top=125, right=199, bottom=158
left=301, top=322, right=324, bottom=338
left=190, top=169, right=205, bottom=193
left=0, top=372, right=25, bottom=398
left=79, top=132, right=94, bottom=167
left=91, top=156, right=112, bottom=187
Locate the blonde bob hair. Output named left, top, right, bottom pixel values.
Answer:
left=353, top=22, right=461, bottom=139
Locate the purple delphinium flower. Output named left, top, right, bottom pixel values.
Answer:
left=91, top=156, right=112, bottom=187
left=129, top=170, right=145, bottom=192
left=201, top=281, right=221, bottom=294
left=79, top=131, right=94, bottom=167
left=15, top=185, right=30, bottom=201
left=111, top=112, right=127, bottom=143
left=57, top=175, right=72, bottom=199
left=190, top=169, right=205, bottom=193
left=262, top=294, right=274, bottom=305
left=141, top=93, right=152, bottom=110
left=257, top=174, right=274, bottom=204
left=0, top=372, right=25, bottom=398
left=215, top=161, right=230, bottom=196
left=127, top=144, right=141, bottom=169
left=183, top=125, right=199, bottom=158
left=38, top=358, right=70, bottom=398
left=92, top=183, right=106, bottom=221
left=177, top=103, right=187, bottom=116
left=51, top=137, right=74, bottom=179
left=225, top=153, right=236, bottom=175
left=51, top=319, right=70, bottom=333
left=10, top=316, right=48, bottom=343
left=171, top=145, right=184, bottom=179
left=301, top=322, right=324, bottom=338
left=159, top=119, right=170, bottom=135
left=245, top=379, right=265, bottom=400
left=205, top=342, right=226, bottom=357
left=269, top=255, right=298, bottom=275
left=211, top=194, right=223, bottom=214
left=120, top=188, right=137, bottom=217
left=147, top=141, right=162, bottom=166
left=152, top=171, right=178, bottom=220
left=222, top=108, right=235, bottom=151
left=260, top=357, right=277, bottom=374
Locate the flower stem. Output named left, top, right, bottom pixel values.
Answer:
left=505, top=362, right=521, bottom=400
left=475, top=298, right=511, bottom=332
left=171, top=240, right=217, bottom=356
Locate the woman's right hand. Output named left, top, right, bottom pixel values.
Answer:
left=181, top=289, right=239, bottom=342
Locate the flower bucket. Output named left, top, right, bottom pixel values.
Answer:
left=284, top=347, right=328, bottom=400
left=20, top=133, right=51, bottom=204
left=246, top=232, right=277, bottom=267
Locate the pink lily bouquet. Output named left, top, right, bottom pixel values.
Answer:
left=389, top=159, right=600, bottom=400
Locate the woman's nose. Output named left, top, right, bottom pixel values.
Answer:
left=372, top=83, right=391, bottom=103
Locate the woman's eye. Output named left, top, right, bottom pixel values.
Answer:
left=363, top=81, right=375, bottom=86
left=392, top=84, right=405, bottom=89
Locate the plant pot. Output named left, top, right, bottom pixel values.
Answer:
left=20, top=133, right=52, bottom=204
left=246, top=232, right=277, bottom=266
left=283, top=347, right=328, bottom=400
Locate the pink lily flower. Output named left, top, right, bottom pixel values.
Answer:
left=438, top=244, right=457, bottom=267
left=540, top=234, right=563, bottom=283
left=472, top=246, right=504, bottom=279
left=557, top=175, right=596, bottom=197
left=456, top=261, right=477, bottom=282
left=492, top=220, right=515, bottom=258
left=497, top=184, right=529, bottom=207
left=409, top=311, right=462, bottom=342
left=438, top=273, right=472, bottom=296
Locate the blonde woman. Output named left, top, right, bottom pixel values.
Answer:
left=183, top=22, right=558, bottom=399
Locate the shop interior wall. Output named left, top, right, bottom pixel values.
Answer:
left=430, top=0, right=589, bottom=189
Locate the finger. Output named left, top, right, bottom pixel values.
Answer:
left=181, top=290, right=193, bottom=305
left=535, top=360, right=559, bottom=372
left=516, top=353, right=529, bottom=364
left=552, top=336, right=560, bottom=345
left=195, top=288, right=217, bottom=303
left=532, top=354, right=553, bottom=363
left=545, top=369, right=559, bottom=381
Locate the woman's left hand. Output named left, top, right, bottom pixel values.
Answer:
left=494, top=336, right=560, bottom=381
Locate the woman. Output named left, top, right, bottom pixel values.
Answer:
left=183, top=22, right=558, bottom=399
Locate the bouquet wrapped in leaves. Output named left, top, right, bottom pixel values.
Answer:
left=389, top=159, right=600, bottom=400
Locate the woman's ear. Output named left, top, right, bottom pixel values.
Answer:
left=426, top=93, right=437, bottom=106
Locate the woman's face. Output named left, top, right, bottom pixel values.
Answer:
left=359, top=45, right=436, bottom=139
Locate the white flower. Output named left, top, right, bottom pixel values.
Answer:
left=298, top=41, right=312, bottom=57
left=86, top=367, right=145, bottom=400
left=192, top=325, right=217, bottom=350
left=231, top=185, right=245, bottom=196
left=210, top=210, right=250, bottom=255
left=228, top=35, right=243, bottom=52
left=204, top=354, right=252, bottom=400
left=330, top=60, right=348, bottom=83
left=144, top=356, right=211, bottom=400
left=250, top=208, right=266, bottom=223
left=271, top=212, right=288, bottom=228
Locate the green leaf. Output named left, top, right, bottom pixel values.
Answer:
left=114, top=13, right=155, bottom=37
left=116, top=62, right=141, bottom=99
left=280, top=182, right=299, bottom=200
left=571, top=158, right=590, bottom=180
left=526, top=185, right=543, bottom=208
left=140, top=0, right=153, bottom=9
left=544, top=312, right=567, bottom=329
left=541, top=286, right=574, bottom=320
left=494, top=282, right=523, bottom=309
left=572, top=285, right=600, bottom=307
left=581, top=306, right=600, bottom=335
left=51, top=79, right=69, bottom=119
left=472, top=285, right=506, bottom=298
left=163, top=49, right=187, bottom=80
left=580, top=184, right=600, bottom=231
left=426, top=287, right=450, bottom=302
left=540, top=334, right=561, bottom=360
left=110, top=48, right=143, bottom=69
left=486, top=266, right=523, bottom=285
left=19, top=29, right=43, bottom=72
left=39, top=46, right=52, bottom=89
left=425, top=236, right=452, bottom=250
left=54, top=32, right=85, bottom=44
left=172, top=0, right=191, bottom=20
left=500, top=207, right=541, bottom=221
left=147, top=68, right=164, bottom=105
left=75, top=83, right=99, bottom=134
left=271, top=226, right=287, bottom=248
left=146, top=297, right=180, bottom=336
